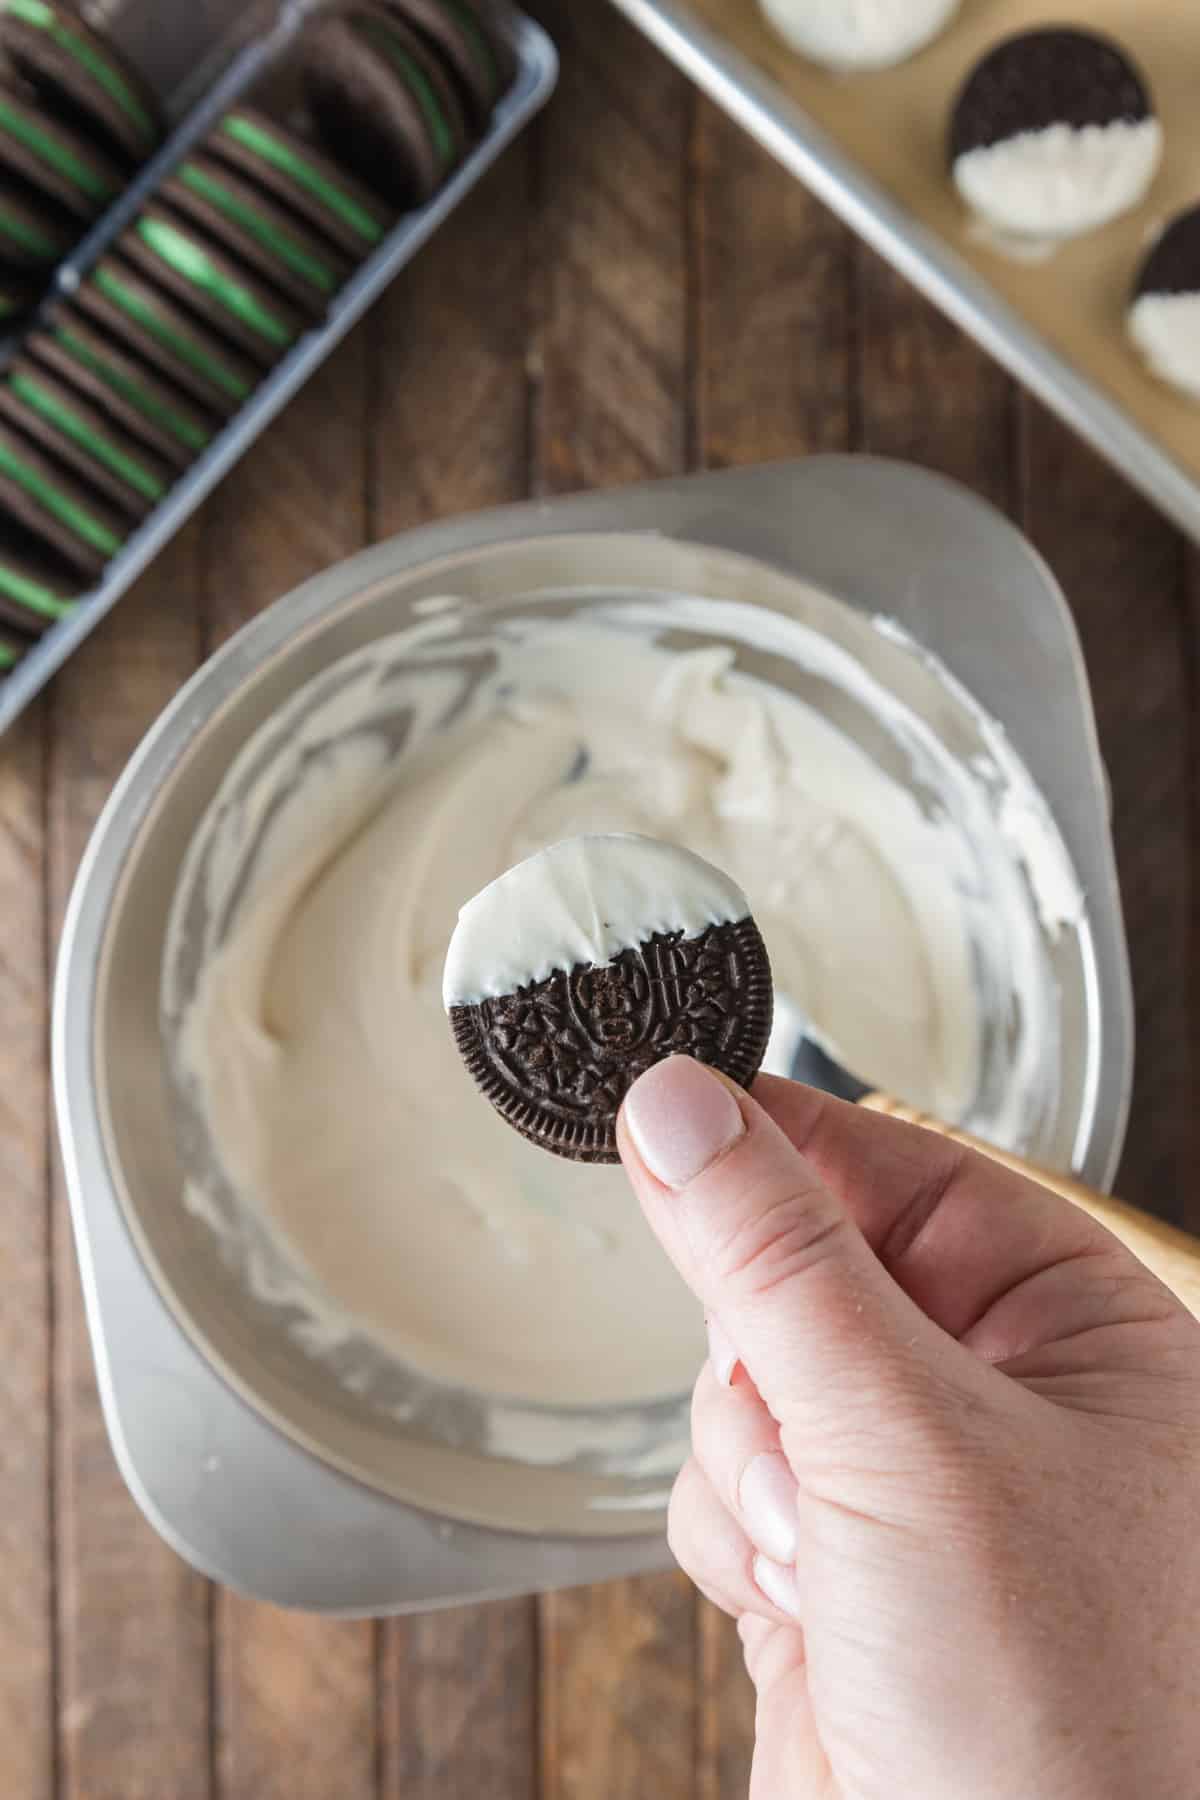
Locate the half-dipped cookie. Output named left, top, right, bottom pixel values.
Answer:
left=0, top=0, right=164, bottom=166
left=303, top=7, right=469, bottom=208
left=28, top=314, right=215, bottom=470
left=949, top=29, right=1161, bottom=243
left=119, top=205, right=307, bottom=366
left=0, top=527, right=79, bottom=634
left=380, top=0, right=509, bottom=130
left=1129, top=205, right=1200, bottom=400
left=0, top=77, right=123, bottom=220
left=445, top=835, right=774, bottom=1164
left=0, top=413, right=126, bottom=576
left=0, top=359, right=172, bottom=516
left=206, top=106, right=393, bottom=259
left=161, top=154, right=352, bottom=316
left=74, top=255, right=260, bottom=415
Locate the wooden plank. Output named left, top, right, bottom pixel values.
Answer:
left=0, top=699, right=53, bottom=1800
left=201, top=334, right=380, bottom=1800
left=530, top=5, right=697, bottom=1797
left=381, top=1603, right=535, bottom=1799
left=1019, top=404, right=1192, bottom=1223
left=694, top=96, right=854, bottom=466
left=854, top=244, right=1013, bottom=512
left=367, top=145, right=539, bottom=1800
left=47, top=528, right=213, bottom=1800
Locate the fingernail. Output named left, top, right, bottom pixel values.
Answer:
left=740, top=1453, right=800, bottom=1563
left=623, top=1056, right=745, bottom=1189
left=706, top=1315, right=741, bottom=1388
left=754, top=1553, right=802, bottom=1620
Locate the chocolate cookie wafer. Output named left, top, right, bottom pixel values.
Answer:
left=0, top=360, right=172, bottom=516
left=0, top=0, right=163, bottom=166
left=303, top=7, right=469, bottom=209
left=381, top=0, right=509, bottom=130
left=206, top=107, right=393, bottom=259
left=0, top=413, right=126, bottom=576
left=0, top=529, right=79, bottom=633
left=0, top=77, right=122, bottom=220
left=74, top=256, right=260, bottom=415
left=0, top=172, right=74, bottom=271
left=28, top=315, right=215, bottom=470
left=445, top=835, right=774, bottom=1164
left=119, top=206, right=306, bottom=367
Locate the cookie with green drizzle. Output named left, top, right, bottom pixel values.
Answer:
left=29, top=315, right=215, bottom=471
left=0, top=360, right=172, bottom=518
left=0, top=528, right=79, bottom=635
left=0, top=0, right=164, bottom=166
left=382, top=0, right=510, bottom=131
left=118, top=205, right=306, bottom=367
left=73, top=254, right=261, bottom=416
left=161, top=153, right=352, bottom=317
left=303, top=7, right=469, bottom=208
left=0, top=414, right=126, bottom=577
left=0, top=75, right=122, bottom=220
left=206, top=107, right=393, bottom=260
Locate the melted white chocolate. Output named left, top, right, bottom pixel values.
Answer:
left=167, top=615, right=1073, bottom=1411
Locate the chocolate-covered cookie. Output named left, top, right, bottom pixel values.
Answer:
left=303, top=7, right=469, bottom=209
left=949, top=28, right=1160, bottom=242
left=445, top=835, right=773, bottom=1164
left=1129, top=204, right=1200, bottom=400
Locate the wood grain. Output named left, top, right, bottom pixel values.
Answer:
left=47, top=531, right=213, bottom=1800
left=0, top=700, right=52, bottom=1800
left=1018, top=405, right=1192, bottom=1223
left=202, top=335, right=380, bottom=1800
left=367, top=152, right=541, bottom=1800
left=531, top=7, right=698, bottom=1797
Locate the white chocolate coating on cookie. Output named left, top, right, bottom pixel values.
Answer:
left=954, top=118, right=1161, bottom=245
left=443, top=833, right=750, bottom=1008
left=758, top=0, right=959, bottom=71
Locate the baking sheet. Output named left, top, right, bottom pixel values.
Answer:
left=612, top=0, right=1200, bottom=539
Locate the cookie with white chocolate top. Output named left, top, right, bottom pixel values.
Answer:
left=444, top=834, right=774, bottom=1164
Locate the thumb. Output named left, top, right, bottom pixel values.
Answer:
left=618, top=1056, right=974, bottom=1441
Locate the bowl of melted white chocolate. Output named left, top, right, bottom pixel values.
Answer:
left=66, top=520, right=1114, bottom=1539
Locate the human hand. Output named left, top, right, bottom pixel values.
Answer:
left=618, top=1057, right=1200, bottom=1800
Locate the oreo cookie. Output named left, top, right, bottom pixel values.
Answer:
left=303, top=8, right=470, bottom=209
left=444, top=835, right=774, bottom=1164
left=0, top=78, right=122, bottom=220
left=0, top=361, right=171, bottom=517
left=27, top=316, right=214, bottom=470
left=0, top=173, right=74, bottom=270
left=74, top=256, right=260, bottom=415
left=0, top=269, right=38, bottom=322
left=0, top=529, right=79, bottom=634
left=949, top=29, right=1161, bottom=243
left=119, top=206, right=306, bottom=367
left=380, top=0, right=509, bottom=130
left=1129, top=205, right=1200, bottom=400
left=161, top=154, right=352, bottom=316
left=0, top=0, right=163, bottom=166
left=0, top=414, right=126, bottom=576
left=206, top=107, right=392, bottom=259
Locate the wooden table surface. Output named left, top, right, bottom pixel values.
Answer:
left=3, top=3, right=1198, bottom=1795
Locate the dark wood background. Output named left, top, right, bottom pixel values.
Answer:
left=2, top=1, right=1196, bottom=1794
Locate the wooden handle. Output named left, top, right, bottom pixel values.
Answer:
left=861, top=1094, right=1200, bottom=1322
